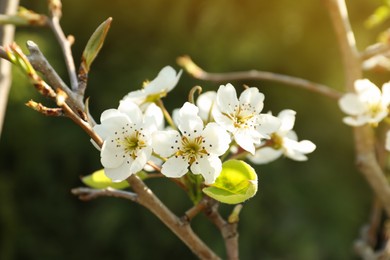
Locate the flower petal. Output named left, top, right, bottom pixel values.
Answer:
left=191, top=155, right=222, bottom=184
left=178, top=102, right=204, bottom=136
left=235, top=130, right=257, bottom=154
left=256, top=114, right=281, bottom=136
left=118, top=99, right=143, bottom=125
left=130, top=146, right=152, bottom=173
left=144, top=103, right=164, bottom=131
left=197, top=91, right=217, bottom=122
left=101, top=138, right=125, bottom=168
left=355, top=79, right=381, bottom=104
left=216, top=84, right=239, bottom=115
left=202, top=123, right=231, bottom=155
left=248, top=147, right=283, bottom=164
left=161, top=156, right=189, bottom=178
left=144, top=66, right=182, bottom=94
left=104, top=162, right=133, bottom=182
left=278, top=109, right=296, bottom=133
left=338, top=93, right=366, bottom=116
left=152, top=130, right=181, bottom=157
left=239, top=87, right=264, bottom=114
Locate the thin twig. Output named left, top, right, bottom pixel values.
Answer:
left=25, top=41, right=88, bottom=117
left=71, top=187, right=138, bottom=202
left=47, top=0, right=78, bottom=91
left=59, top=91, right=103, bottom=147
left=203, top=198, right=239, bottom=260
left=127, top=175, right=221, bottom=260
left=182, top=198, right=208, bottom=222
left=361, top=43, right=390, bottom=61
left=177, top=55, right=342, bottom=100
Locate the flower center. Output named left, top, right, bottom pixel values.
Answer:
left=177, top=136, right=208, bottom=164
left=225, top=104, right=255, bottom=129
left=269, top=133, right=283, bottom=149
left=123, top=131, right=146, bottom=156
left=112, top=124, right=147, bottom=159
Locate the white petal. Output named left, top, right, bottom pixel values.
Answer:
left=161, top=156, right=189, bottom=178
left=94, top=115, right=131, bottom=141
left=235, top=130, right=256, bottom=154
left=216, top=84, right=239, bottom=115
left=197, top=91, right=217, bottom=122
left=130, top=146, right=152, bottom=173
left=104, top=162, right=133, bottom=182
left=144, top=66, right=182, bottom=94
left=118, top=99, right=143, bottom=124
left=212, top=107, right=235, bottom=133
left=239, top=87, right=264, bottom=113
left=178, top=102, right=204, bottom=136
left=152, top=130, right=181, bottom=157
left=339, top=93, right=366, bottom=116
left=190, top=155, right=221, bottom=184
left=248, top=147, right=283, bottom=164
left=278, top=109, right=296, bottom=133
left=342, top=116, right=366, bottom=126
left=121, top=89, right=146, bottom=104
left=283, top=139, right=315, bottom=161
left=100, top=109, right=124, bottom=122
left=355, top=79, right=381, bottom=103
left=256, top=114, right=281, bottom=136
left=202, top=123, right=231, bottom=155
left=101, top=138, right=125, bottom=168
left=144, top=103, right=164, bottom=131
left=290, top=139, right=316, bottom=153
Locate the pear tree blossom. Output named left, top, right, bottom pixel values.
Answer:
left=196, top=91, right=217, bottom=123
left=338, top=79, right=390, bottom=126
left=122, top=66, right=182, bottom=106
left=152, top=102, right=231, bottom=184
left=248, top=109, right=316, bottom=164
left=212, top=83, right=281, bottom=154
left=93, top=100, right=158, bottom=181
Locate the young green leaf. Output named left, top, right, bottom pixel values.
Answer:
left=82, top=169, right=130, bottom=189
left=202, top=160, right=258, bottom=204
left=81, top=17, right=112, bottom=72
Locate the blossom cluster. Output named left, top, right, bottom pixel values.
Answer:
left=92, top=66, right=316, bottom=184
left=338, top=79, right=390, bottom=151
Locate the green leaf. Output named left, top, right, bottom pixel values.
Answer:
left=203, top=160, right=258, bottom=204
left=81, top=169, right=130, bottom=189
left=81, top=17, right=112, bottom=71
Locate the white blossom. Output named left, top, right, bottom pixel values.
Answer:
left=338, top=79, right=390, bottom=126
left=122, top=66, right=182, bottom=105
left=93, top=100, right=156, bottom=181
left=212, top=83, right=280, bottom=154
left=248, top=109, right=316, bottom=164
left=152, top=102, right=231, bottom=184
left=196, top=91, right=217, bottom=123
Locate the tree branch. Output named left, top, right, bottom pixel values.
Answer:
left=47, top=0, right=78, bottom=91
left=203, top=198, right=239, bottom=260
left=177, top=55, right=342, bottom=100
left=323, top=0, right=390, bottom=217
left=71, top=187, right=138, bottom=201
left=127, top=175, right=221, bottom=260
left=0, top=0, right=19, bottom=139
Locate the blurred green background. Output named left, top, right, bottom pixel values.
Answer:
left=0, top=0, right=387, bottom=259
